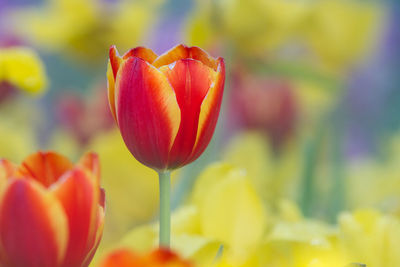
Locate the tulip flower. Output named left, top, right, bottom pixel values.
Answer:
left=0, top=151, right=105, bottom=267
left=106, top=44, right=225, bottom=247
left=107, top=44, right=225, bottom=171
left=99, top=248, right=192, bottom=267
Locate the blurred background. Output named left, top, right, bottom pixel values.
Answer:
left=1, top=0, right=400, bottom=266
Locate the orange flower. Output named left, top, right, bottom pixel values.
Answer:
left=0, top=151, right=105, bottom=267
left=107, top=44, right=225, bottom=171
left=99, top=248, right=192, bottom=267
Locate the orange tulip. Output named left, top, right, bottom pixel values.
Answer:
left=0, top=151, right=105, bottom=267
left=99, top=248, right=192, bottom=267
left=107, top=44, right=225, bottom=171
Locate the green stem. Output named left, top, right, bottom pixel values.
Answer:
left=158, top=171, right=171, bottom=248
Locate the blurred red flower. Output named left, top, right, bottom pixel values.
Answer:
left=230, top=69, right=298, bottom=150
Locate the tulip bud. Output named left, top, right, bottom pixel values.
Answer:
left=107, top=44, right=225, bottom=171
left=99, top=248, right=192, bottom=267
left=0, top=151, right=105, bottom=267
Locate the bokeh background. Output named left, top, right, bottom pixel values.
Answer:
left=1, top=0, right=400, bottom=266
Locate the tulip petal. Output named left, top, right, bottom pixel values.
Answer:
left=99, top=249, right=192, bottom=267
left=17, top=151, right=73, bottom=187
left=160, top=59, right=217, bottom=168
left=0, top=179, right=68, bottom=267
left=107, top=62, right=118, bottom=122
left=115, top=57, right=180, bottom=170
left=109, top=46, right=122, bottom=79
left=82, top=189, right=105, bottom=267
left=152, top=44, right=218, bottom=70
left=99, top=249, right=146, bottom=267
left=0, top=159, right=16, bottom=177
left=152, top=44, right=188, bottom=68
left=185, top=46, right=219, bottom=70
left=109, top=46, right=159, bottom=122
left=149, top=248, right=192, bottom=266
left=186, top=58, right=225, bottom=164
left=108, top=46, right=124, bottom=122
left=50, top=167, right=100, bottom=267
left=78, top=152, right=101, bottom=182
left=123, top=47, right=158, bottom=63
left=0, top=159, right=16, bottom=202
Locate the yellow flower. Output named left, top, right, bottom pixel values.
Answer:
left=303, top=0, right=383, bottom=71
left=186, top=0, right=383, bottom=71
left=10, top=0, right=163, bottom=62
left=212, top=215, right=346, bottom=267
left=222, top=131, right=301, bottom=205
left=258, top=217, right=346, bottom=267
left=346, top=134, right=400, bottom=213
left=106, top=162, right=268, bottom=266
left=0, top=47, right=48, bottom=94
left=192, top=163, right=267, bottom=261
left=187, top=0, right=308, bottom=56
left=339, top=209, right=400, bottom=267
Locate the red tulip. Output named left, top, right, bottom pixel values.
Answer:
left=107, top=44, right=225, bottom=171
left=99, top=248, right=192, bottom=267
left=0, top=151, right=105, bottom=267
left=230, top=69, right=298, bottom=149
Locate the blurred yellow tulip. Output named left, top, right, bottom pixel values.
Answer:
left=346, top=134, right=400, bottom=213
left=10, top=0, right=163, bottom=62
left=303, top=0, right=383, bottom=71
left=223, top=132, right=301, bottom=205
left=104, top=162, right=268, bottom=266
left=187, top=0, right=383, bottom=71
left=339, top=209, right=400, bottom=267
left=0, top=47, right=48, bottom=94
left=193, top=163, right=267, bottom=261
left=187, top=0, right=308, bottom=56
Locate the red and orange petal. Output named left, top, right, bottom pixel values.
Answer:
left=109, top=46, right=123, bottom=79
left=78, top=152, right=101, bottom=182
left=185, top=58, right=225, bottom=165
left=108, top=46, right=123, bottom=122
left=152, top=44, right=219, bottom=70
left=0, top=159, right=16, bottom=178
left=99, top=249, right=192, bottom=267
left=108, top=46, right=159, bottom=122
left=50, top=167, right=99, bottom=267
left=148, top=248, right=192, bottom=266
left=0, top=159, right=17, bottom=198
left=99, top=249, right=147, bottom=267
left=160, top=59, right=217, bottom=168
left=107, top=63, right=118, bottom=122
left=123, top=47, right=158, bottom=63
left=16, top=151, right=73, bottom=188
left=115, top=57, right=180, bottom=171
left=109, top=46, right=159, bottom=80
left=0, top=179, right=68, bottom=267
left=82, top=195, right=105, bottom=267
